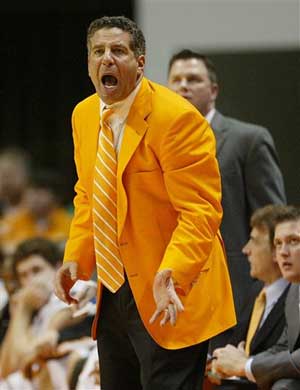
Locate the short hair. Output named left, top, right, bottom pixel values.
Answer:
left=12, top=238, right=61, bottom=277
left=87, top=16, right=146, bottom=57
left=250, top=204, right=288, bottom=246
left=168, top=49, right=218, bottom=84
left=28, top=169, right=64, bottom=204
left=0, top=147, right=31, bottom=180
left=274, top=205, right=300, bottom=226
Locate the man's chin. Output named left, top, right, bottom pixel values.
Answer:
left=99, top=85, right=120, bottom=104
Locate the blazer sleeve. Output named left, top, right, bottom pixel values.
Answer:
left=244, top=126, right=286, bottom=209
left=63, top=106, right=96, bottom=280
left=251, top=326, right=300, bottom=389
left=157, top=110, right=223, bottom=294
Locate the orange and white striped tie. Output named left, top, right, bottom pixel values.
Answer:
left=93, top=108, right=125, bottom=292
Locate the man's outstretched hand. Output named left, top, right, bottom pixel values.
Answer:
left=54, top=261, right=79, bottom=305
left=149, top=269, right=184, bottom=327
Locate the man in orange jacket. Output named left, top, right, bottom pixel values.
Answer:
left=54, top=15, right=236, bottom=390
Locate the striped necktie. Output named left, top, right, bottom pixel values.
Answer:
left=245, top=288, right=266, bottom=355
left=93, top=108, right=125, bottom=292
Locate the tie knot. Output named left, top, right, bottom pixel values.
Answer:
left=257, top=288, right=266, bottom=303
left=102, top=108, right=114, bottom=126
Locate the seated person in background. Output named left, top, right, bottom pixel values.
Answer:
left=0, top=237, right=95, bottom=389
left=208, top=204, right=290, bottom=389
left=0, top=248, right=19, bottom=347
left=212, top=205, right=300, bottom=390
left=0, top=169, right=72, bottom=254
left=75, top=344, right=100, bottom=390
left=0, top=247, right=8, bottom=316
left=0, top=147, right=31, bottom=218
left=0, top=237, right=68, bottom=378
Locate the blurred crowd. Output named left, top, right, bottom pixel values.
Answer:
left=0, top=147, right=100, bottom=389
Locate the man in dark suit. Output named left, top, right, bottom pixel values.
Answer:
left=213, top=206, right=300, bottom=390
left=207, top=205, right=290, bottom=389
left=167, top=50, right=286, bottom=326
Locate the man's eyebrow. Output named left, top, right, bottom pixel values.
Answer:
left=275, top=234, right=300, bottom=241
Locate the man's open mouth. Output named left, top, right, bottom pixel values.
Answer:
left=282, top=262, right=292, bottom=268
left=102, top=75, right=118, bottom=86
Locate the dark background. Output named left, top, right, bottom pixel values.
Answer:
left=0, top=3, right=298, bottom=205
left=209, top=50, right=299, bottom=204
left=0, top=1, right=134, bottom=204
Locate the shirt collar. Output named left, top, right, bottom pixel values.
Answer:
left=205, top=108, right=216, bottom=124
left=264, top=277, right=289, bottom=305
left=100, top=77, right=142, bottom=123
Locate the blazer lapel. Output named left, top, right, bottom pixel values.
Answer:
left=286, top=284, right=300, bottom=351
left=117, top=77, right=151, bottom=238
left=86, top=94, right=101, bottom=196
left=211, top=110, right=228, bottom=156
left=250, top=285, right=289, bottom=353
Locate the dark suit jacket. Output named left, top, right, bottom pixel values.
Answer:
left=252, top=284, right=300, bottom=389
left=211, top=111, right=286, bottom=319
left=216, top=281, right=290, bottom=390
left=229, top=281, right=290, bottom=356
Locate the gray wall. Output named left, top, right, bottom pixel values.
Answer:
left=136, top=0, right=300, bottom=204
left=136, top=0, right=299, bottom=84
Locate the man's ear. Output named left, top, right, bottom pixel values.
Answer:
left=88, top=56, right=92, bottom=78
left=271, top=248, right=278, bottom=264
left=137, top=55, right=145, bottom=76
left=211, top=83, right=219, bottom=102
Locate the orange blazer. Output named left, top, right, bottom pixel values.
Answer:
left=64, top=77, right=236, bottom=349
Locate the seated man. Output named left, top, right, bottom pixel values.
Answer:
left=0, top=237, right=68, bottom=379
left=0, top=170, right=72, bottom=254
left=208, top=204, right=290, bottom=389
left=0, top=237, right=96, bottom=390
left=213, top=205, right=300, bottom=390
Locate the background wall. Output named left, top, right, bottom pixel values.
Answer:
left=136, top=0, right=299, bottom=204
left=137, top=0, right=299, bottom=84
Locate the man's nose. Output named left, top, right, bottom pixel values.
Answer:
left=102, top=49, right=114, bottom=65
left=178, top=79, right=188, bottom=89
left=25, top=274, right=34, bottom=285
left=279, top=243, right=289, bottom=256
left=242, top=246, right=248, bottom=255
left=242, top=241, right=250, bottom=255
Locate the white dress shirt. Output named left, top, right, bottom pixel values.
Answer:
left=100, top=79, right=142, bottom=154
left=205, top=108, right=216, bottom=124
left=245, top=277, right=289, bottom=382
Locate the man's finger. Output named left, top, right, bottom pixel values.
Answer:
left=69, top=262, right=78, bottom=280
left=160, top=309, right=170, bottom=327
left=168, top=303, right=177, bottom=326
left=54, top=272, right=73, bottom=304
left=149, top=309, right=161, bottom=325
left=54, top=281, right=68, bottom=303
left=170, top=291, right=184, bottom=312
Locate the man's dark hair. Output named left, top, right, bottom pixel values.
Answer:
left=12, top=238, right=61, bottom=276
left=274, top=205, right=300, bottom=225
left=28, top=169, right=65, bottom=204
left=87, top=16, right=146, bottom=57
left=168, top=49, right=218, bottom=84
left=250, top=204, right=289, bottom=246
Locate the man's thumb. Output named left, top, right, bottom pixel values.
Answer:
left=70, top=263, right=78, bottom=281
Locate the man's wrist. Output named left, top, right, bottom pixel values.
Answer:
left=244, top=357, right=256, bottom=382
